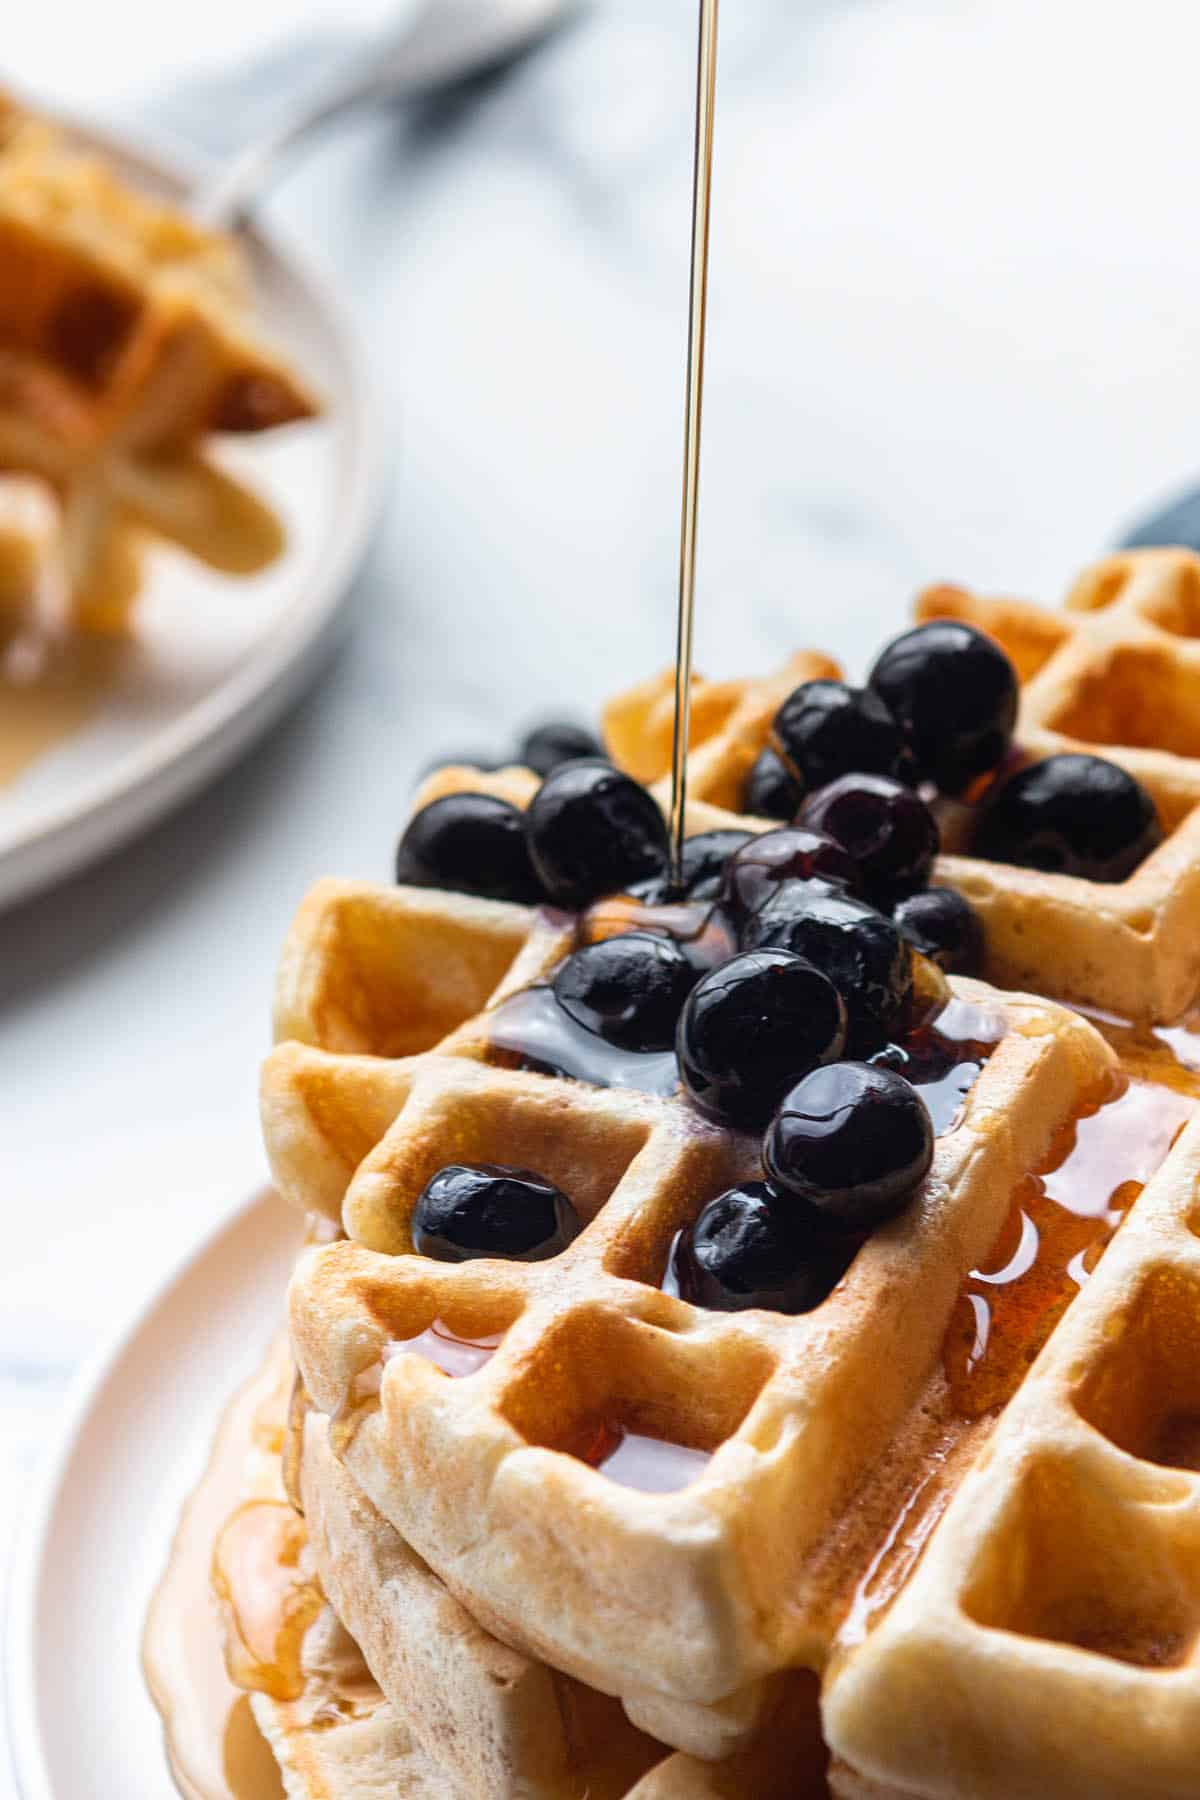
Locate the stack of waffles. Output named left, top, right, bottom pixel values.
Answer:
left=0, top=93, right=315, bottom=636
left=152, top=549, right=1200, bottom=1798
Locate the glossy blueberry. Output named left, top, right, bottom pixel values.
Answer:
left=772, top=680, right=911, bottom=793
left=744, top=746, right=804, bottom=819
left=629, top=830, right=756, bottom=905
left=412, top=1163, right=581, bottom=1262
left=524, top=759, right=669, bottom=909
left=800, top=774, right=939, bottom=905
left=764, top=1062, right=933, bottom=1230
left=742, top=886, right=913, bottom=1056
left=722, top=827, right=860, bottom=924
left=970, top=753, right=1161, bottom=883
left=892, top=887, right=984, bottom=976
left=519, top=719, right=605, bottom=777
left=669, top=1182, right=856, bottom=1314
left=676, top=948, right=847, bottom=1130
left=396, top=794, right=542, bottom=903
left=552, top=932, right=697, bottom=1052
left=868, top=621, right=1018, bottom=796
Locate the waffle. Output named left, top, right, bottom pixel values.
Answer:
left=215, top=582, right=1200, bottom=1793
left=147, top=1319, right=832, bottom=1799
left=601, top=549, right=1200, bottom=1024
left=0, top=94, right=316, bottom=632
left=269, top=750, right=1188, bottom=1753
left=142, top=1331, right=416, bottom=1800
left=825, top=1106, right=1200, bottom=1800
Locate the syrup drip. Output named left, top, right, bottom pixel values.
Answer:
left=386, top=1319, right=501, bottom=1378
left=487, top=893, right=732, bottom=1096
left=871, top=999, right=1005, bottom=1139
left=574, top=1419, right=712, bottom=1492
left=211, top=1501, right=323, bottom=1703
left=945, top=1078, right=1195, bottom=1416
left=488, top=983, right=681, bottom=1097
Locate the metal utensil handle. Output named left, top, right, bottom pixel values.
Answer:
left=192, top=51, right=401, bottom=230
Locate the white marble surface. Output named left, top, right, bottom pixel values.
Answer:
left=5, top=0, right=1200, bottom=1772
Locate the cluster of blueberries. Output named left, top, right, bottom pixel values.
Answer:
left=398, top=620, right=1165, bottom=1316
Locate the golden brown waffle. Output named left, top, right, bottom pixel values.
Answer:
left=0, top=94, right=316, bottom=631
left=265, top=768, right=1149, bottom=1756
left=824, top=1107, right=1200, bottom=1800
left=601, top=550, right=1200, bottom=1023
left=142, top=1332, right=412, bottom=1800
left=148, top=1322, right=832, bottom=1798
left=258, top=628, right=1200, bottom=1792
left=916, top=549, right=1200, bottom=1022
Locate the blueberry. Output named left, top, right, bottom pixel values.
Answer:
left=773, top=680, right=911, bottom=793
left=892, top=887, right=984, bottom=976
left=552, top=933, right=697, bottom=1052
left=669, top=1181, right=856, bottom=1314
left=676, top=948, right=847, bottom=1130
left=722, top=827, right=861, bottom=924
left=970, top=753, right=1161, bottom=883
left=764, top=1063, right=933, bottom=1230
left=868, top=621, right=1017, bottom=797
left=800, top=774, right=938, bottom=905
left=519, top=719, right=605, bottom=777
left=677, top=829, right=757, bottom=900
left=396, top=794, right=542, bottom=903
left=742, top=886, right=913, bottom=1056
left=412, top=1163, right=581, bottom=1262
left=630, top=830, right=755, bottom=905
left=745, top=746, right=804, bottom=819
left=525, top=759, right=669, bottom=909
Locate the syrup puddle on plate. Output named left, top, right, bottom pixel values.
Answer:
left=945, top=1077, right=1195, bottom=1416
left=573, top=1419, right=712, bottom=1493
left=0, top=635, right=126, bottom=785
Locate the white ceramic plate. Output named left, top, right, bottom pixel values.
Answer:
left=5, top=1189, right=303, bottom=1800
left=0, top=108, right=378, bottom=912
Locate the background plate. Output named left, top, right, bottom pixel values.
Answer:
left=5, top=1188, right=302, bottom=1800
left=0, top=107, right=378, bottom=912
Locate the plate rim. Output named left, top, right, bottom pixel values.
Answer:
left=3, top=1184, right=294, bottom=1800
left=0, top=96, right=383, bottom=913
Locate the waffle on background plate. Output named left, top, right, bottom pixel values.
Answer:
left=149, top=551, right=1200, bottom=1798
left=0, top=93, right=316, bottom=636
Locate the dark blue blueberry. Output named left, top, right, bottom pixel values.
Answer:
left=669, top=1181, right=857, bottom=1313
left=970, top=753, right=1161, bottom=883
left=396, top=794, right=542, bottom=903
left=745, top=746, right=804, bottom=819
left=722, top=827, right=860, bottom=925
left=868, top=621, right=1017, bottom=797
left=412, top=1163, right=581, bottom=1262
left=892, top=887, right=984, bottom=976
left=676, top=948, right=847, bottom=1130
left=552, top=932, right=698, bottom=1052
left=742, top=885, right=913, bottom=1056
left=524, top=759, right=669, bottom=909
left=519, top=719, right=605, bottom=777
left=800, top=774, right=938, bottom=906
left=764, top=1062, right=933, bottom=1230
left=772, top=680, right=911, bottom=793
left=629, top=829, right=755, bottom=905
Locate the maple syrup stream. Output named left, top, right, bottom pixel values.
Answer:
left=668, top=0, right=719, bottom=887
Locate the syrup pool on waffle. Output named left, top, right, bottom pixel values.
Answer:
left=945, top=1071, right=1197, bottom=1417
